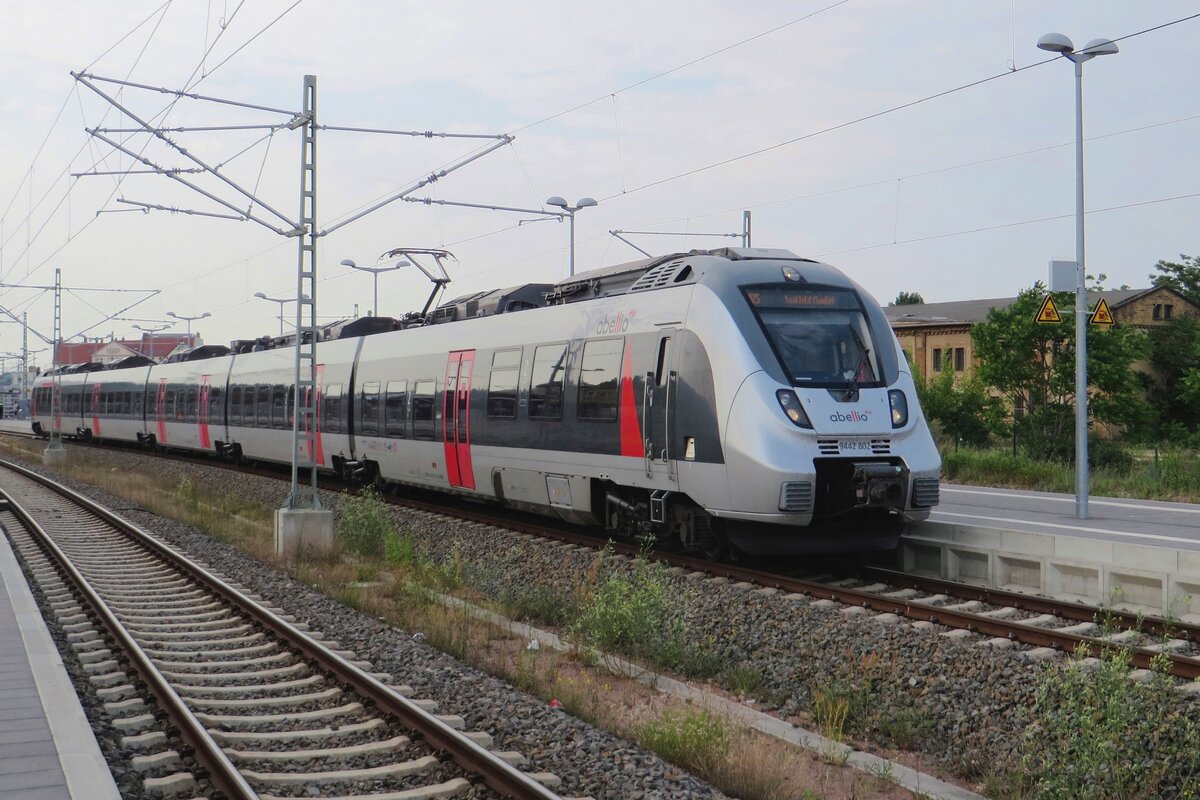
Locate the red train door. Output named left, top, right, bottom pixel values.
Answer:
left=198, top=376, right=211, bottom=449
left=156, top=379, right=168, bottom=443
left=91, top=383, right=102, bottom=437
left=443, top=351, right=475, bottom=490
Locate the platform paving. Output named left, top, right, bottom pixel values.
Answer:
left=0, top=527, right=119, bottom=800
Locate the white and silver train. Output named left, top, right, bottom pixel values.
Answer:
left=32, top=247, right=940, bottom=555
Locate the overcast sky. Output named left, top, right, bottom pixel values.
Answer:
left=1, top=0, right=1197, bottom=354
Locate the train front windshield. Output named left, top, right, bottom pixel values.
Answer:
left=744, top=286, right=883, bottom=387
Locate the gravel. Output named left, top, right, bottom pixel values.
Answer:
left=29, top=439, right=1198, bottom=792
left=7, top=446, right=728, bottom=800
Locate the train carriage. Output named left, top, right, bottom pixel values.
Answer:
left=31, top=247, right=940, bottom=555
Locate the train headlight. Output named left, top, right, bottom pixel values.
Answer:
left=776, top=389, right=812, bottom=429
left=888, top=389, right=908, bottom=429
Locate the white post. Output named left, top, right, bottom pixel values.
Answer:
left=1073, top=58, right=1089, bottom=520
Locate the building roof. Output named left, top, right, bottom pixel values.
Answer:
left=53, top=333, right=198, bottom=365
left=884, top=287, right=1165, bottom=327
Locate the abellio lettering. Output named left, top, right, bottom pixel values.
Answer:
left=595, top=310, right=635, bottom=336
left=829, top=410, right=872, bottom=423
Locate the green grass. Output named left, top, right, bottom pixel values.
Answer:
left=941, top=446, right=1200, bottom=503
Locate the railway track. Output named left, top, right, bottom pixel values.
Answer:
left=0, top=456, right=570, bottom=800
left=383, top=492, right=1200, bottom=682
left=11, top=430, right=1200, bottom=683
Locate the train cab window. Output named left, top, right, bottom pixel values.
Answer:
left=360, top=381, right=380, bottom=436
left=744, top=286, right=884, bottom=388
left=529, top=344, right=568, bottom=420
left=577, top=338, right=623, bottom=421
left=487, top=349, right=521, bottom=418
left=324, top=384, right=343, bottom=433
left=272, top=384, right=287, bottom=429
left=385, top=381, right=408, bottom=437
left=411, top=379, right=435, bottom=440
left=256, top=385, right=271, bottom=428
left=655, top=337, right=671, bottom=387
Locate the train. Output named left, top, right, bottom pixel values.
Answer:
left=31, top=247, right=940, bottom=555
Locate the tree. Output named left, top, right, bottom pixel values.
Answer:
left=1144, top=314, right=1200, bottom=434
left=892, top=291, right=925, bottom=306
left=1149, top=254, right=1200, bottom=305
left=972, top=284, right=1148, bottom=460
left=915, top=361, right=1006, bottom=447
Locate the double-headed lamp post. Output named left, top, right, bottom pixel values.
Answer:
left=253, top=293, right=296, bottom=336
left=339, top=258, right=410, bottom=318
left=166, top=310, right=211, bottom=339
left=1037, top=32, right=1118, bottom=520
left=546, top=196, right=598, bottom=278
left=133, top=322, right=174, bottom=362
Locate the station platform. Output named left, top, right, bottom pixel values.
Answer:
left=904, top=483, right=1200, bottom=619
left=0, top=528, right=119, bottom=799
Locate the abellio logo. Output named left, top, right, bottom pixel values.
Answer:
left=829, top=410, right=872, bottom=423
left=595, top=310, right=636, bottom=335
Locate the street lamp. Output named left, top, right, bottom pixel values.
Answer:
left=1037, top=32, right=1118, bottom=520
left=165, top=310, right=211, bottom=339
left=339, top=258, right=410, bottom=317
left=254, top=292, right=297, bottom=336
left=545, top=196, right=598, bottom=278
left=133, top=322, right=174, bottom=362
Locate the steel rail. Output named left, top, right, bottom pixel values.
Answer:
left=0, top=492, right=258, bottom=799
left=386, top=497, right=1200, bottom=678
left=0, top=457, right=562, bottom=800
left=10, top=432, right=1197, bottom=679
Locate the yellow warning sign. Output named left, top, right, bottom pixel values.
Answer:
left=1090, top=297, right=1115, bottom=326
left=1035, top=294, right=1062, bottom=324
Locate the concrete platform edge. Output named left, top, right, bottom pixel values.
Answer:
left=0, top=531, right=121, bottom=799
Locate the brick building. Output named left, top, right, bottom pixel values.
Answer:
left=52, top=333, right=199, bottom=366
left=884, top=286, right=1198, bottom=381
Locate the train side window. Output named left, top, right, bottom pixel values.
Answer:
left=529, top=343, right=568, bottom=420
left=385, top=380, right=408, bottom=437
left=187, top=387, right=198, bottom=422
left=147, top=388, right=157, bottom=417
left=165, top=390, right=176, bottom=420
left=257, top=385, right=271, bottom=428
left=209, top=387, right=222, bottom=420
left=230, top=386, right=242, bottom=424
left=411, top=379, right=435, bottom=440
left=272, top=384, right=287, bottom=429
left=655, top=337, right=671, bottom=387
left=578, top=338, right=623, bottom=421
left=324, top=384, right=343, bottom=433
left=360, top=381, right=380, bottom=436
left=487, top=348, right=521, bottom=418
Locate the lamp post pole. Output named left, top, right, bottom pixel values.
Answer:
left=339, top=259, right=409, bottom=317
left=133, top=323, right=173, bottom=362
left=166, top=310, right=211, bottom=339
left=254, top=293, right=295, bottom=336
left=1038, top=33, right=1118, bottom=520
left=546, top=196, right=598, bottom=277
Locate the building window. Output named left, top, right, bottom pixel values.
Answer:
left=1165, top=304, right=1174, bottom=320
left=954, top=347, right=965, bottom=372
left=1153, top=304, right=1162, bottom=320
left=931, top=348, right=942, bottom=372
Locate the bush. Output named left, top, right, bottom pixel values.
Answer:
left=571, top=555, right=677, bottom=661
left=1025, top=644, right=1200, bottom=799
left=336, top=486, right=394, bottom=557
left=383, top=529, right=417, bottom=566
